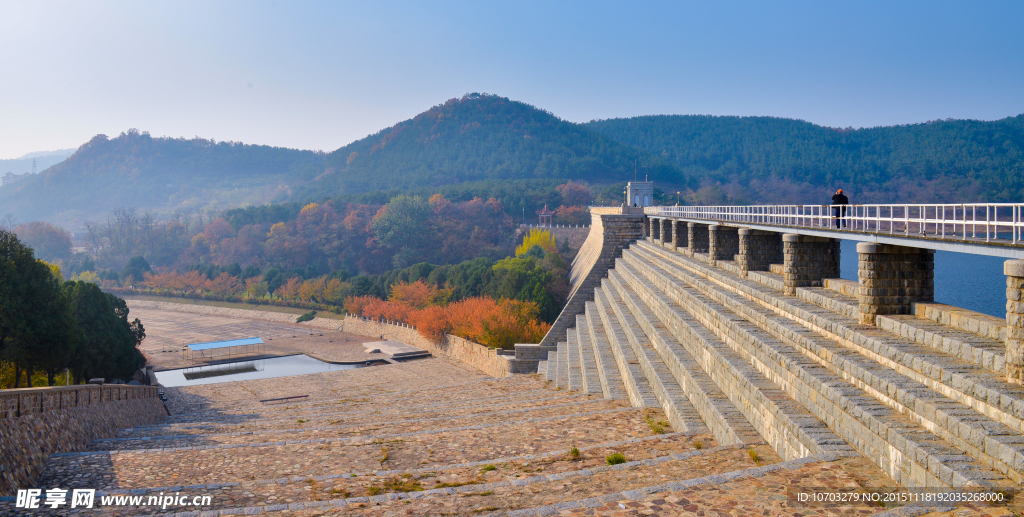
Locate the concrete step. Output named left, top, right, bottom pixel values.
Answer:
left=575, top=316, right=602, bottom=395
left=592, top=287, right=661, bottom=408
left=634, top=239, right=1024, bottom=431
left=566, top=330, right=583, bottom=391
left=584, top=301, right=629, bottom=401
left=796, top=286, right=859, bottom=320
left=536, top=360, right=546, bottom=376
left=613, top=256, right=852, bottom=461
left=630, top=241, right=1020, bottom=488
left=747, top=269, right=785, bottom=291
left=602, top=273, right=709, bottom=435
left=556, top=341, right=569, bottom=389
left=913, top=302, right=1006, bottom=342
left=823, top=278, right=859, bottom=297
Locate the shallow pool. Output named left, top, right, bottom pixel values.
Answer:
left=156, top=354, right=366, bottom=387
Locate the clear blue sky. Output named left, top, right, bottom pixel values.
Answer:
left=1, top=0, right=1021, bottom=159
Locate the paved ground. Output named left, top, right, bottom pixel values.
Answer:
left=129, top=304, right=389, bottom=370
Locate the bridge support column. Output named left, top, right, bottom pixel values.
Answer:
left=783, top=234, right=840, bottom=296
left=687, top=223, right=709, bottom=257
left=856, top=243, right=933, bottom=325
left=1004, top=260, right=1024, bottom=384
left=672, top=220, right=687, bottom=251
left=737, top=229, right=783, bottom=274
left=643, top=217, right=651, bottom=239
left=651, top=217, right=661, bottom=242
left=709, top=225, right=740, bottom=266
left=661, top=219, right=673, bottom=248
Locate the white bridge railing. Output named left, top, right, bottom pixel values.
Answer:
left=648, top=204, right=1024, bottom=245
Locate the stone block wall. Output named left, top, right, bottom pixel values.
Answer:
left=539, top=211, right=645, bottom=347
left=688, top=223, right=709, bottom=255
left=737, top=229, right=783, bottom=273
left=708, top=225, right=740, bottom=263
left=342, top=316, right=515, bottom=377
left=856, top=243, right=933, bottom=324
left=1005, top=260, right=1024, bottom=384
left=0, top=385, right=164, bottom=496
left=783, top=234, right=840, bottom=296
left=660, top=219, right=673, bottom=246
left=651, top=217, right=662, bottom=241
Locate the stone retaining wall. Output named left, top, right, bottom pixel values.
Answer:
left=126, top=300, right=346, bottom=330
left=0, top=385, right=164, bottom=496
left=341, top=316, right=515, bottom=378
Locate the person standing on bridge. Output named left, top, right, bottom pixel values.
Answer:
left=831, top=189, right=849, bottom=228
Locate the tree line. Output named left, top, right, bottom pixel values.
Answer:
left=0, top=230, right=145, bottom=388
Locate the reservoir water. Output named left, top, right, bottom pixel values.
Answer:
left=156, top=354, right=365, bottom=387
left=838, top=240, right=1004, bottom=318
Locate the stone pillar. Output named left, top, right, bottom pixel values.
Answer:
left=783, top=234, right=840, bottom=296
left=643, top=217, right=651, bottom=239
left=856, top=243, right=933, bottom=325
left=1004, top=260, right=1024, bottom=384
left=688, top=223, right=709, bottom=256
left=651, top=217, right=661, bottom=242
left=709, top=225, right=740, bottom=265
left=672, top=221, right=687, bottom=251
left=737, top=229, right=783, bottom=274
left=661, top=219, right=673, bottom=247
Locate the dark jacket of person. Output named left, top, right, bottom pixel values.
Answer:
left=831, top=192, right=849, bottom=205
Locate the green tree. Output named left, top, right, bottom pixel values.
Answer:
left=370, top=195, right=432, bottom=268
left=64, top=281, right=145, bottom=382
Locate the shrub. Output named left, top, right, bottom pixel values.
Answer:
left=296, top=311, right=316, bottom=323
left=605, top=453, right=626, bottom=465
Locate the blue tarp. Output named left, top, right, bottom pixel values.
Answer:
left=187, top=337, right=264, bottom=351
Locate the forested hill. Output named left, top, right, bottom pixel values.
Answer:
left=584, top=114, right=1024, bottom=203
left=0, top=130, right=325, bottom=228
left=293, top=93, right=684, bottom=199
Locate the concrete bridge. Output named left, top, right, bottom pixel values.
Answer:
left=528, top=202, right=1024, bottom=495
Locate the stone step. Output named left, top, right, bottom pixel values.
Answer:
left=566, top=331, right=583, bottom=391
left=145, top=387, right=565, bottom=434
left=556, top=341, right=569, bottom=389
left=574, top=316, right=602, bottom=395
left=796, top=286, right=859, bottom=319
left=601, top=273, right=709, bottom=435
left=584, top=302, right=629, bottom=401
left=877, top=314, right=1007, bottom=374
left=630, top=241, right=1020, bottom=488
left=613, top=256, right=852, bottom=461
left=41, top=407, right=679, bottom=490
left=604, top=266, right=767, bottom=449
left=769, top=263, right=784, bottom=275
left=747, top=269, right=785, bottom=291
left=545, top=350, right=557, bottom=381
left=99, top=441, right=766, bottom=516
left=592, top=288, right=661, bottom=408
left=103, top=396, right=612, bottom=445
left=913, top=302, right=1007, bottom=342
left=823, top=277, right=859, bottom=297
left=536, top=360, right=546, bottom=375
left=636, top=240, right=1024, bottom=433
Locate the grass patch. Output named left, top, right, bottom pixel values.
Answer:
left=606, top=452, right=626, bottom=465
left=643, top=408, right=670, bottom=434
left=434, top=479, right=477, bottom=489
left=367, top=475, right=423, bottom=495
left=748, top=448, right=760, bottom=465
left=296, top=310, right=317, bottom=323
left=693, top=440, right=703, bottom=450
left=568, top=446, right=581, bottom=460
left=462, top=491, right=494, bottom=497
left=297, top=419, right=308, bottom=423
left=480, top=464, right=496, bottom=472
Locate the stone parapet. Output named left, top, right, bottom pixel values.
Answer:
left=782, top=234, right=840, bottom=296
left=0, top=386, right=164, bottom=495
left=736, top=229, right=782, bottom=274
left=856, top=242, right=933, bottom=325
left=538, top=212, right=645, bottom=347
left=708, top=225, right=740, bottom=265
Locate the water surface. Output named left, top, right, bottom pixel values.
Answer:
left=157, top=354, right=364, bottom=387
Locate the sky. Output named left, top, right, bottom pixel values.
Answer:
left=1, top=0, right=1022, bottom=159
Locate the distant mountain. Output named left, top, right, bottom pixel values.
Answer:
left=0, top=147, right=77, bottom=177
left=0, top=130, right=323, bottom=229
left=294, top=93, right=683, bottom=199
left=584, top=115, right=1024, bottom=203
